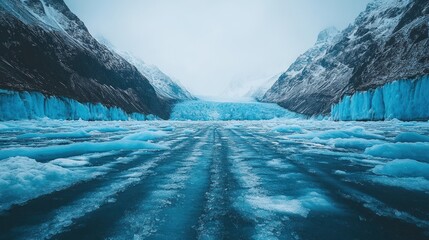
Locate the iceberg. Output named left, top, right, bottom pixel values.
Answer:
left=0, top=89, right=149, bottom=121
left=331, top=76, right=429, bottom=121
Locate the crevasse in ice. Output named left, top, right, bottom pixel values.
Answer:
left=331, top=76, right=429, bottom=121
left=0, top=89, right=151, bottom=121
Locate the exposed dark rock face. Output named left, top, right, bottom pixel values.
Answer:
left=0, top=0, right=171, bottom=119
left=262, top=0, right=429, bottom=116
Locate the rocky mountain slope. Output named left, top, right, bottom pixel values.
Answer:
left=262, top=0, right=429, bottom=116
left=0, top=0, right=170, bottom=119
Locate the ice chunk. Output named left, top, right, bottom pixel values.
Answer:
left=122, top=131, right=168, bottom=141
left=332, top=138, right=385, bottom=150
left=395, top=132, right=429, bottom=143
left=365, top=143, right=429, bottom=161
left=17, top=130, right=91, bottom=139
left=84, top=126, right=128, bottom=133
left=246, top=195, right=309, bottom=217
left=0, top=140, right=168, bottom=160
left=246, top=191, right=331, bottom=217
left=161, top=126, right=175, bottom=132
left=290, top=126, right=384, bottom=141
left=334, top=170, right=347, bottom=175
left=272, top=124, right=303, bottom=133
left=370, top=159, right=429, bottom=191
left=0, top=157, right=81, bottom=211
left=266, top=158, right=292, bottom=169
left=318, top=127, right=384, bottom=140
left=372, top=159, right=429, bottom=178
left=371, top=176, right=429, bottom=192
left=182, top=129, right=194, bottom=134
left=50, top=158, right=90, bottom=167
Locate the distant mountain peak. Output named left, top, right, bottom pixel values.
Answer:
left=316, top=27, right=339, bottom=44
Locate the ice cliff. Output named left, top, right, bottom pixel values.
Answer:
left=331, top=76, right=429, bottom=121
left=0, top=89, right=153, bottom=121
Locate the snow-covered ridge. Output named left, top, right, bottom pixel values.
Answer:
left=119, top=52, right=194, bottom=101
left=0, top=89, right=157, bottom=121
left=262, top=27, right=340, bottom=102
left=331, top=76, right=429, bottom=121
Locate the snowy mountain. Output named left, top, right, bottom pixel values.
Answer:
left=0, top=0, right=170, bottom=119
left=122, top=55, right=194, bottom=101
left=96, top=38, right=194, bottom=101
left=262, top=0, right=429, bottom=118
left=262, top=26, right=340, bottom=111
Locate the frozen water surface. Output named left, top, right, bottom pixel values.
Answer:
left=0, top=119, right=428, bottom=239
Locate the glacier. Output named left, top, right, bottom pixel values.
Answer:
left=170, top=100, right=301, bottom=121
left=331, top=76, right=429, bottom=121
left=0, top=89, right=152, bottom=121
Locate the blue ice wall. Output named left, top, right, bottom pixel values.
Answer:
left=331, top=76, right=429, bottom=121
left=171, top=100, right=301, bottom=121
left=0, top=89, right=150, bottom=121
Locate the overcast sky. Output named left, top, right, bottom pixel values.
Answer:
left=65, top=0, right=371, bottom=97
